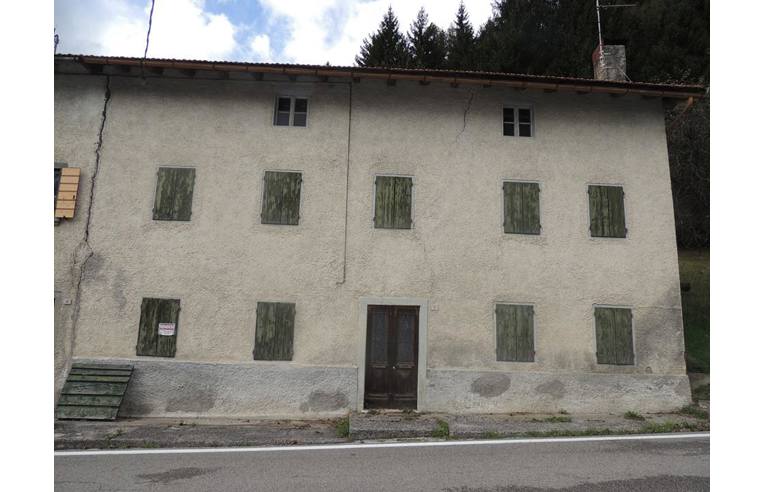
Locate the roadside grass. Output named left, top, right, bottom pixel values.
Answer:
left=640, top=420, right=701, bottom=433
left=104, top=429, right=124, bottom=441
left=335, top=416, right=350, bottom=438
left=531, top=416, right=572, bottom=423
left=624, top=411, right=646, bottom=421
left=678, top=249, right=709, bottom=374
left=432, top=419, right=450, bottom=439
left=481, top=431, right=502, bottom=439
left=678, top=405, right=709, bottom=420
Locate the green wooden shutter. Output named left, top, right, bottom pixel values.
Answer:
left=253, top=302, right=295, bottom=360
left=153, top=168, right=195, bottom=221
left=136, top=298, right=180, bottom=357
left=503, top=182, right=540, bottom=234
left=261, top=171, right=302, bottom=225
left=375, top=176, right=412, bottom=229
left=496, top=304, right=535, bottom=362
left=588, top=185, right=626, bottom=238
left=595, top=307, right=634, bottom=365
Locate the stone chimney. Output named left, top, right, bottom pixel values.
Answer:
left=592, top=45, right=627, bottom=81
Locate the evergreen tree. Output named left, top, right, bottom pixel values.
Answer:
left=355, top=6, right=410, bottom=68
left=446, top=2, right=476, bottom=70
left=408, top=7, right=447, bottom=69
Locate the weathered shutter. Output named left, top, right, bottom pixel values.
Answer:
left=375, top=176, right=412, bottom=229
left=261, top=171, right=302, bottom=225
left=172, top=168, right=195, bottom=221
left=496, top=304, right=534, bottom=362
left=595, top=307, right=634, bottom=365
left=504, top=182, right=540, bottom=234
left=588, top=185, right=626, bottom=238
left=253, top=302, right=295, bottom=360
left=136, top=298, right=180, bottom=357
left=154, top=167, right=195, bottom=221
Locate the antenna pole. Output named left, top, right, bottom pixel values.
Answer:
left=54, top=28, right=59, bottom=55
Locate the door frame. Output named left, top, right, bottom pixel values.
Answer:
left=357, top=297, right=428, bottom=412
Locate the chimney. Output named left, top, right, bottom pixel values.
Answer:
left=592, top=45, right=627, bottom=81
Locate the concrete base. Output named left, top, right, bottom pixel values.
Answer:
left=70, top=359, right=690, bottom=418
left=73, top=358, right=357, bottom=418
left=425, top=369, right=692, bottom=414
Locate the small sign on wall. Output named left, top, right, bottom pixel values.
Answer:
left=158, top=323, right=176, bottom=336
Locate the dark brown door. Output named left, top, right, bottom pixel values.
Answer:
left=364, top=305, right=418, bottom=409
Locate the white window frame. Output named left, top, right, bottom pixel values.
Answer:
left=502, top=105, right=534, bottom=138
left=273, top=96, right=309, bottom=128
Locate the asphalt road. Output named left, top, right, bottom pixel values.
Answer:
left=55, top=433, right=709, bottom=491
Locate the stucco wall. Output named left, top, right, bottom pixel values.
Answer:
left=55, top=70, right=689, bottom=416
left=54, top=75, right=108, bottom=397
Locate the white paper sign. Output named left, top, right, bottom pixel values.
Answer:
left=158, top=323, right=176, bottom=336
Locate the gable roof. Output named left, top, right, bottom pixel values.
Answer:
left=55, top=54, right=706, bottom=100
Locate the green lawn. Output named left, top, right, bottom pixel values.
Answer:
left=678, top=249, right=710, bottom=374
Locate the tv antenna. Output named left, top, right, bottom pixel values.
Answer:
left=54, top=28, right=59, bottom=54
left=595, top=1, right=637, bottom=78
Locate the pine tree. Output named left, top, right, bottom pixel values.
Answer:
left=355, top=6, right=410, bottom=68
left=446, top=2, right=476, bottom=70
left=407, top=7, right=447, bottom=69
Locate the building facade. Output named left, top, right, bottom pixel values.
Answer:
left=54, top=54, right=704, bottom=418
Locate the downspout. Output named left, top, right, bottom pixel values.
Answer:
left=337, top=81, right=353, bottom=285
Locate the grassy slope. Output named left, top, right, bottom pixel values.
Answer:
left=678, top=249, right=710, bottom=374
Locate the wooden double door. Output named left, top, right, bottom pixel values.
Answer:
left=364, top=305, right=419, bottom=409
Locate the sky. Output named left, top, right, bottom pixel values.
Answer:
left=54, top=0, right=495, bottom=66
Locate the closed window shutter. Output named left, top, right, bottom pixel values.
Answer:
left=496, top=304, right=535, bottom=362
left=136, top=298, right=180, bottom=357
left=503, top=182, right=540, bottom=234
left=595, top=307, right=634, bottom=365
left=55, top=167, right=81, bottom=219
left=253, top=302, right=295, bottom=360
left=261, top=171, right=302, bottom=225
left=375, top=176, right=412, bottom=229
left=588, top=185, right=626, bottom=238
left=154, top=168, right=195, bottom=221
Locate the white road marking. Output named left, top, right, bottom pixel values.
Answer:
left=55, top=432, right=709, bottom=457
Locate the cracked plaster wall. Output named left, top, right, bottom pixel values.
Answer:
left=55, top=73, right=689, bottom=416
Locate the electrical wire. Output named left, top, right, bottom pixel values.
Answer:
left=141, top=0, right=156, bottom=79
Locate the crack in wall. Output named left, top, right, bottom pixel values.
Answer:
left=455, top=89, right=475, bottom=142
left=67, top=75, right=111, bottom=365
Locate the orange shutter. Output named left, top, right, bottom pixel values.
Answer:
left=55, top=167, right=81, bottom=219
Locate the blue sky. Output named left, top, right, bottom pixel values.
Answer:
left=54, top=0, right=495, bottom=65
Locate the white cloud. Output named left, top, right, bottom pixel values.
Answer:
left=248, top=33, right=272, bottom=61
left=55, top=0, right=242, bottom=60
left=258, top=0, right=494, bottom=65
left=55, top=0, right=496, bottom=65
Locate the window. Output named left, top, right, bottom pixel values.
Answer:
left=55, top=165, right=81, bottom=219
left=496, top=304, right=535, bottom=362
left=153, top=167, right=196, bottom=221
left=136, top=298, right=180, bottom=357
left=503, top=107, right=533, bottom=137
left=594, top=307, right=634, bottom=365
left=261, top=171, right=302, bottom=225
left=503, top=181, right=540, bottom=234
left=274, top=96, right=308, bottom=127
left=588, top=185, right=626, bottom=238
left=374, top=175, right=412, bottom=229
left=253, top=302, right=295, bottom=360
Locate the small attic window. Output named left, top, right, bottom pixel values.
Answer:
left=274, top=97, right=308, bottom=127
left=503, top=106, right=533, bottom=137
